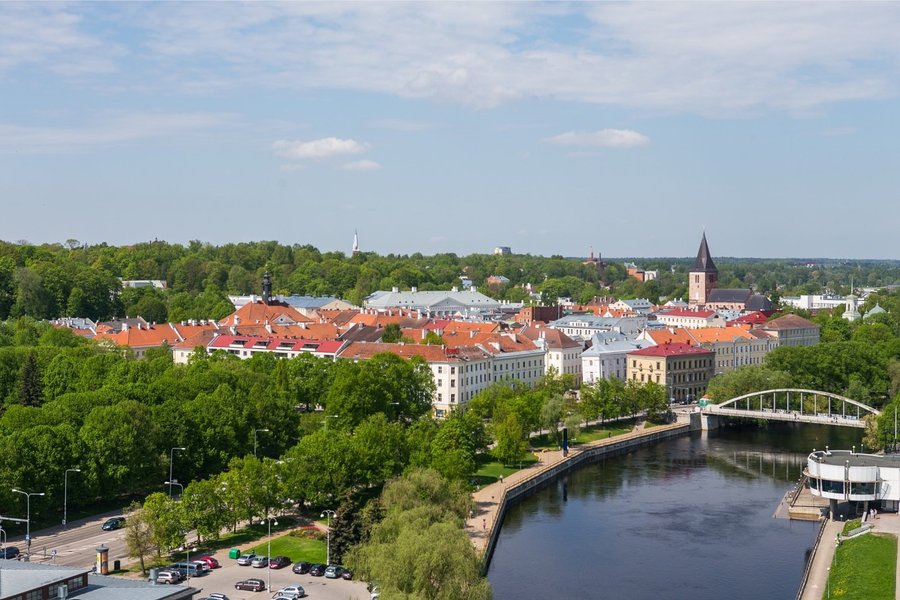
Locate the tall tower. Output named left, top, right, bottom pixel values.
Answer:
left=689, top=232, right=718, bottom=306
left=352, top=229, right=360, bottom=256
left=843, top=277, right=861, bottom=322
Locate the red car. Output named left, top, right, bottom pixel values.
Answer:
left=269, top=556, right=291, bottom=569
left=195, top=555, right=220, bottom=569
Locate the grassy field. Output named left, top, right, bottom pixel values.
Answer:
left=472, top=454, right=539, bottom=485
left=828, top=532, right=897, bottom=599
left=250, top=531, right=326, bottom=563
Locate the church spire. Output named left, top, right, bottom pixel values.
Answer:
left=352, top=229, right=360, bottom=256
left=692, top=231, right=717, bottom=273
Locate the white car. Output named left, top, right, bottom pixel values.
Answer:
left=273, top=585, right=306, bottom=598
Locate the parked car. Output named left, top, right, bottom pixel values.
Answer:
left=234, top=578, right=266, bottom=592
left=237, top=553, right=257, bottom=566
left=191, top=560, right=211, bottom=574
left=324, top=565, right=344, bottom=579
left=272, top=585, right=306, bottom=598
left=171, top=561, right=207, bottom=577
left=101, top=516, right=126, bottom=531
left=1, top=546, right=20, bottom=560
left=341, top=568, right=354, bottom=580
left=153, top=570, right=182, bottom=584
left=195, top=555, right=221, bottom=569
left=308, top=563, right=327, bottom=576
left=269, top=555, right=291, bottom=569
left=203, top=594, right=229, bottom=600
left=250, top=555, right=269, bottom=568
left=291, top=561, right=311, bottom=574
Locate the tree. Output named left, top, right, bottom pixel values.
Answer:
left=18, top=351, right=44, bottom=407
left=540, top=395, right=563, bottom=445
left=124, top=501, right=155, bottom=575
left=494, top=413, right=527, bottom=466
left=381, top=323, right=403, bottom=343
left=142, top=492, right=186, bottom=556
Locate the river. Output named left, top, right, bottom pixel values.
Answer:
left=487, top=422, right=863, bottom=600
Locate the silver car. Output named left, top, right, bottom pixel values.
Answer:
left=250, top=555, right=269, bottom=568
left=236, top=553, right=256, bottom=566
left=273, top=585, right=306, bottom=598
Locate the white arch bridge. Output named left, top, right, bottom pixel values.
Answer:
left=699, top=388, right=880, bottom=430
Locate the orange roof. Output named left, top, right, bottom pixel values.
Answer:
left=645, top=328, right=695, bottom=346
left=219, top=301, right=311, bottom=327
left=687, top=327, right=754, bottom=344
left=520, top=325, right=582, bottom=349
left=338, top=341, right=453, bottom=362
left=96, top=322, right=216, bottom=349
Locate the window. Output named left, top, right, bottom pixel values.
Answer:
left=437, top=366, right=442, bottom=373
left=451, top=394, right=456, bottom=403
left=450, top=380, right=455, bottom=388
left=451, top=366, right=456, bottom=374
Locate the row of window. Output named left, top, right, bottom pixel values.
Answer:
left=811, top=478, right=877, bottom=496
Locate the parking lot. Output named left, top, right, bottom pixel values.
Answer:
left=177, top=553, right=370, bottom=600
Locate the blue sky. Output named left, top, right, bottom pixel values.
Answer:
left=1, top=2, right=898, bottom=259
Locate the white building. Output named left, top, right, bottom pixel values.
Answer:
left=549, top=314, right=647, bottom=341
left=781, top=294, right=851, bottom=311
left=520, top=325, right=583, bottom=382
left=807, top=449, right=900, bottom=512
left=655, top=309, right=726, bottom=330
left=364, top=287, right=500, bottom=317
left=581, top=335, right=647, bottom=383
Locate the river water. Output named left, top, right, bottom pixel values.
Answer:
left=487, top=422, right=863, bottom=600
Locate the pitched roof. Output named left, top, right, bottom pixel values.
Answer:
left=628, top=342, right=714, bottom=357
left=209, top=334, right=343, bottom=355
left=520, top=325, right=582, bottom=349
left=728, top=311, right=769, bottom=326
left=687, top=327, right=754, bottom=344
left=692, top=232, right=717, bottom=273
left=707, top=288, right=752, bottom=303
left=644, top=328, right=695, bottom=346
left=219, top=301, right=311, bottom=327
left=760, top=314, right=819, bottom=330
left=338, top=341, right=454, bottom=362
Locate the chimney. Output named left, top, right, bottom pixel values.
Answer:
left=411, top=286, right=417, bottom=293
left=234, top=316, right=240, bottom=326
left=392, top=286, right=399, bottom=293
left=122, top=323, right=128, bottom=331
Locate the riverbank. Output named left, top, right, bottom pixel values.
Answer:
left=465, top=421, right=690, bottom=568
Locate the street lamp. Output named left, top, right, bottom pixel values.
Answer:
left=165, top=481, right=184, bottom=498
left=254, top=428, right=270, bottom=457
left=266, top=516, right=278, bottom=591
left=827, top=566, right=831, bottom=599
left=63, top=468, right=81, bottom=527
left=321, top=509, right=335, bottom=565
left=322, top=415, right=338, bottom=431
left=169, top=447, right=186, bottom=498
left=11, top=488, right=45, bottom=557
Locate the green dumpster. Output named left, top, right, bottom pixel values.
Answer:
left=113, top=560, right=121, bottom=571
left=229, top=548, right=240, bottom=560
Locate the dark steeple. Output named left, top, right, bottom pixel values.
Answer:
left=692, top=232, right=717, bottom=273
left=262, top=272, right=272, bottom=304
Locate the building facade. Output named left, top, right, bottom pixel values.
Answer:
left=626, top=343, right=715, bottom=402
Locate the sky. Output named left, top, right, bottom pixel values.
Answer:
left=1, top=2, right=899, bottom=260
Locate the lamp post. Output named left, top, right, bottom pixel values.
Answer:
left=63, top=468, right=81, bottom=527
left=254, top=428, right=270, bottom=457
left=11, top=488, right=45, bottom=557
left=169, top=447, right=186, bottom=498
left=322, top=415, right=338, bottom=431
left=266, top=516, right=278, bottom=591
left=321, top=509, right=335, bottom=565
left=827, top=566, right=831, bottom=599
left=165, top=481, right=184, bottom=498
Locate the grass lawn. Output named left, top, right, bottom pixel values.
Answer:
left=472, top=454, right=539, bottom=485
left=250, top=532, right=326, bottom=563
left=530, top=421, right=635, bottom=450
left=828, top=532, right=897, bottom=599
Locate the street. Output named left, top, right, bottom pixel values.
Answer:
left=5, top=509, right=129, bottom=569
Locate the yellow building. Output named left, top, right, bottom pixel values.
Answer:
left=627, top=342, right=715, bottom=402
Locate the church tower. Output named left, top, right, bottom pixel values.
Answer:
left=842, top=277, right=861, bottom=322
left=689, top=232, right=718, bottom=306
left=352, top=229, right=360, bottom=257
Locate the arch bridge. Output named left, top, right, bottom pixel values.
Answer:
left=699, top=388, right=880, bottom=430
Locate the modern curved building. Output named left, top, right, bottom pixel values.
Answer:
left=806, top=449, right=900, bottom=513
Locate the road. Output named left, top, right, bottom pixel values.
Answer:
left=8, top=512, right=371, bottom=599
left=4, top=508, right=129, bottom=568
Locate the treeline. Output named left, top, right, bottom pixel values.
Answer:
left=2, top=239, right=897, bottom=322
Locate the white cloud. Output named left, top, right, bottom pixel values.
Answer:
left=341, top=159, right=381, bottom=171
left=547, top=129, right=650, bottom=148
left=272, top=137, right=369, bottom=160
left=0, top=112, right=234, bottom=153
left=8, top=4, right=900, bottom=115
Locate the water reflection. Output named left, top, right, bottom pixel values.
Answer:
left=488, top=423, right=862, bottom=600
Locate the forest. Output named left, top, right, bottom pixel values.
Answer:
left=1, top=239, right=898, bottom=323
